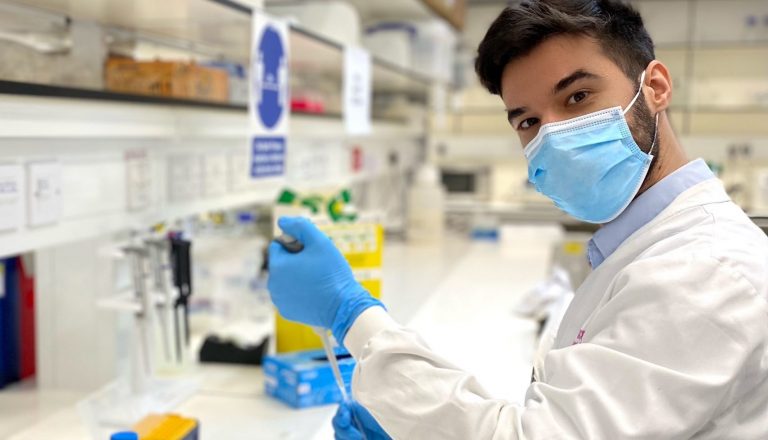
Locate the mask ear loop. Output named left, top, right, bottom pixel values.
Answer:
left=648, top=112, right=660, bottom=157
left=622, top=70, right=647, bottom=116
left=623, top=69, right=659, bottom=157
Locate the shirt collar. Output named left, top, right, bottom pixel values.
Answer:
left=587, top=158, right=715, bottom=269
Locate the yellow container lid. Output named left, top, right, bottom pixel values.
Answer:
left=133, top=414, right=198, bottom=440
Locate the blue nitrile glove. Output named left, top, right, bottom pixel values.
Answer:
left=333, top=400, right=392, bottom=440
left=268, top=216, right=384, bottom=343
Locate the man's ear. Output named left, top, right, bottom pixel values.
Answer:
left=643, top=61, right=673, bottom=113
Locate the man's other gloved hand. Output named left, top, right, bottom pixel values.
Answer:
left=332, top=400, right=392, bottom=440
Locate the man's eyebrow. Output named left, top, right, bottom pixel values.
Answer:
left=553, top=69, right=600, bottom=95
left=504, top=70, right=600, bottom=125
left=505, top=107, right=527, bottom=124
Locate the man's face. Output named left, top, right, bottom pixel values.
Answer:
left=500, top=34, right=655, bottom=151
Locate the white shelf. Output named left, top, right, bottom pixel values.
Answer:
left=0, top=187, right=276, bottom=258
left=0, top=0, right=430, bottom=258
left=0, top=92, right=423, bottom=140
left=0, top=93, right=423, bottom=258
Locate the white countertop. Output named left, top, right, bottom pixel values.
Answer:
left=1, top=233, right=551, bottom=439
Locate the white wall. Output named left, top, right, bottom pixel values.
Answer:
left=35, top=235, right=124, bottom=390
left=453, top=0, right=768, bottom=130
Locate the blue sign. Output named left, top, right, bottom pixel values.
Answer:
left=251, top=137, right=286, bottom=178
left=250, top=14, right=288, bottom=180
left=254, top=26, right=285, bottom=130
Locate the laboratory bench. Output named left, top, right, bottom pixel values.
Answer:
left=449, top=202, right=768, bottom=236
left=445, top=199, right=600, bottom=234
left=0, top=232, right=550, bottom=439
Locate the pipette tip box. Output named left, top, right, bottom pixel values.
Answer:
left=263, top=348, right=355, bottom=408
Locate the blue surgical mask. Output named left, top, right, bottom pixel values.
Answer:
left=523, top=71, right=658, bottom=224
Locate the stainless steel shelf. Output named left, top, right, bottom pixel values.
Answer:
left=264, top=0, right=465, bottom=31
left=0, top=79, right=247, bottom=110
left=668, top=105, right=768, bottom=114
left=449, top=105, right=768, bottom=116
left=656, top=40, right=768, bottom=51
left=0, top=79, right=414, bottom=125
left=6, top=0, right=437, bottom=92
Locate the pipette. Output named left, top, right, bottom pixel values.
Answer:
left=317, top=327, right=349, bottom=401
left=273, top=233, right=367, bottom=439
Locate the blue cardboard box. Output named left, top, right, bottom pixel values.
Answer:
left=263, top=349, right=355, bottom=408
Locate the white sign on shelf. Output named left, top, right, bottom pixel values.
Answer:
left=125, top=149, right=152, bottom=211
left=229, top=149, right=253, bottom=193
left=28, top=160, right=62, bottom=227
left=249, top=12, right=289, bottom=180
left=0, top=163, right=24, bottom=232
left=203, top=153, right=228, bottom=197
left=343, top=46, right=372, bottom=136
left=167, top=155, right=202, bottom=202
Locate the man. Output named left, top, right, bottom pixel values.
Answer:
left=268, top=1, right=768, bottom=438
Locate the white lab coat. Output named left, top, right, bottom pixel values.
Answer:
left=344, top=178, right=768, bottom=439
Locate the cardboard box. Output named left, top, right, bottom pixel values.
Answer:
left=202, top=61, right=248, bottom=105
left=264, top=349, right=355, bottom=408
left=105, top=57, right=228, bottom=102
left=190, top=64, right=229, bottom=102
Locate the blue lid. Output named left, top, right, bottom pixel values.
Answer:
left=111, top=432, right=139, bottom=440
left=237, top=211, right=256, bottom=223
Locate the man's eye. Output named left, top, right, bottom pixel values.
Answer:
left=568, top=91, right=589, bottom=105
left=519, top=118, right=539, bottom=130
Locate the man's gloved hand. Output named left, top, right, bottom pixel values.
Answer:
left=333, top=400, right=392, bottom=440
left=268, top=216, right=384, bottom=343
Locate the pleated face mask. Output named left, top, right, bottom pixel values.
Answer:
left=523, top=71, right=658, bottom=224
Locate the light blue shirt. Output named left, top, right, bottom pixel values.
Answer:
left=587, top=159, right=715, bottom=269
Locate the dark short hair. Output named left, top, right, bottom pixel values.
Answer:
left=475, top=0, right=655, bottom=95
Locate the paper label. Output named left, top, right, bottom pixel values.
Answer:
left=343, top=46, right=372, bottom=135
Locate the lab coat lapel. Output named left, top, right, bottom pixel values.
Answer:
left=550, top=179, right=730, bottom=355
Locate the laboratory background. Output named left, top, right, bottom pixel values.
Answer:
left=0, top=0, right=766, bottom=438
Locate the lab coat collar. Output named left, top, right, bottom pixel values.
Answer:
left=588, top=158, right=716, bottom=269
